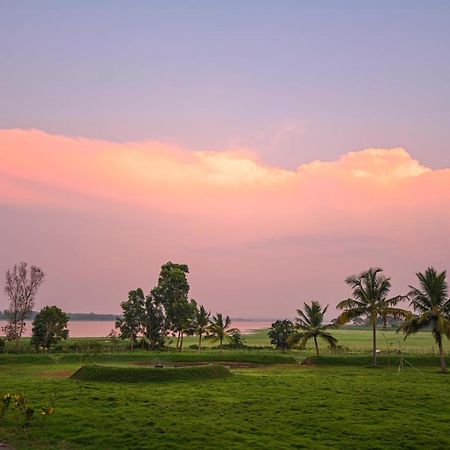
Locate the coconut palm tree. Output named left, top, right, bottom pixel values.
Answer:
left=195, top=305, right=210, bottom=350
left=207, top=313, right=237, bottom=352
left=398, top=267, right=450, bottom=373
left=337, top=267, right=407, bottom=366
left=289, top=301, right=337, bottom=356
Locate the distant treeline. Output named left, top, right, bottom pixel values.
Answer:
left=0, top=311, right=118, bottom=321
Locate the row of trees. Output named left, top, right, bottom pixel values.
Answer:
left=115, top=262, right=240, bottom=351
left=269, top=267, right=450, bottom=373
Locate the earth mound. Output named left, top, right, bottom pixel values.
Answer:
left=70, top=363, right=232, bottom=383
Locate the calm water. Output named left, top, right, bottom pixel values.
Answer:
left=0, top=320, right=272, bottom=338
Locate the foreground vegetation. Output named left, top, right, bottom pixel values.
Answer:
left=0, top=350, right=449, bottom=449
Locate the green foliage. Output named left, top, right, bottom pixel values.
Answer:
left=290, top=301, right=337, bottom=356
left=115, top=288, right=145, bottom=346
left=227, top=329, right=246, bottom=349
left=337, top=267, right=408, bottom=365
left=207, top=313, right=237, bottom=351
left=142, top=294, right=168, bottom=350
left=30, top=306, right=69, bottom=350
left=194, top=304, right=210, bottom=350
left=268, top=319, right=295, bottom=350
left=115, top=288, right=168, bottom=350
left=399, top=267, right=450, bottom=372
left=0, top=338, right=5, bottom=353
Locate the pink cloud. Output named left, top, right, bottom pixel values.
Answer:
left=0, top=129, right=449, bottom=317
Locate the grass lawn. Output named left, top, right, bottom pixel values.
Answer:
left=0, top=348, right=449, bottom=449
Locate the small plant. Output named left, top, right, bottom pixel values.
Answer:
left=1, top=393, right=55, bottom=427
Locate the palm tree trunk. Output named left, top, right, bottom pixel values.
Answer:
left=372, top=320, right=377, bottom=366
left=314, top=336, right=320, bottom=356
left=437, top=335, right=448, bottom=373
left=220, top=336, right=223, bottom=353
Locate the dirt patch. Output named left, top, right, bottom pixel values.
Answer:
left=131, top=361, right=265, bottom=369
left=39, top=370, right=73, bottom=378
left=131, top=361, right=306, bottom=370
left=0, top=442, right=14, bottom=450
left=300, top=357, right=317, bottom=367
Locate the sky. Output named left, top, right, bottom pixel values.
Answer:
left=1, top=1, right=449, bottom=318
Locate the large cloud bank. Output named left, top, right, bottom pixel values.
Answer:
left=0, top=129, right=449, bottom=316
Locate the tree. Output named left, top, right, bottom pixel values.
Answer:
left=31, top=306, right=69, bottom=349
left=290, top=301, right=337, bottom=356
left=207, top=313, right=236, bottom=352
left=337, top=267, right=407, bottom=366
left=398, top=267, right=450, bottom=373
left=115, top=289, right=145, bottom=349
left=151, top=262, right=191, bottom=350
left=228, top=329, right=245, bottom=349
left=195, top=305, right=210, bottom=350
left=142, top=293, right=168, bottom=350
left=3, top=262, right=45, bottom=348
left=268, top=319, right=295, bottom=351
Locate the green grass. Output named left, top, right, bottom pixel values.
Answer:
left=0, top=350, right=449, bottom=449
left=71, top=364, right=232, bottom=383
left=0, top=328, right=449, bottom=449
left=0, top=350, right=296, bottom=366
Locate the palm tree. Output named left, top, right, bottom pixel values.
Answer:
left=337, top=267, right=407, bottom=366
left=290, top=301, right=337, bottom=356
left=398, top=267, right=450, bottom=373
left=207, top=313, right=237, bottom=352
left=195, top=305, right=210, bottom=351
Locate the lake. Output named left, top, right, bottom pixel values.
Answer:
left=0, top=320, right=273, bottom=338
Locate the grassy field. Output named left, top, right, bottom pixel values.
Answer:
left=0, top=330, right=449, bottom=449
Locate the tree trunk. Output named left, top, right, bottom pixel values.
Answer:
left=372, top=320, right=377, bottom=366
left=176, top=331, right=181, bottom=350
left=437, top=335, right=448, bottom=373
left=220, top=336, right=223, bottom=353
left=314, top=336, right=320, bottom=356
left=198, top=332, right=202, bottom=351
left=179, top=332, right=184, bottom=352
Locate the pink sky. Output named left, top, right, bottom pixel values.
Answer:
left=1, top=129, right=449, bottom=319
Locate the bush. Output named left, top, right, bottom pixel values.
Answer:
left=0, top=339, right=5, bottom=353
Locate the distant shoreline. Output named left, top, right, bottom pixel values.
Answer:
left=0, top=312, right=278, bottom=322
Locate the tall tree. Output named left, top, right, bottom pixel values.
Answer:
left=290, top=301, right=337, bottom=356
left=31, top=306, right=69, bottom=349
left=151, top=262, right=192, bottom=351
left=398, top=267, right=450, bottom=373
left=337, top=267, right=407, bottom=366
left=115, top=288, right=145, bottom=349
left=195, top=305, right=210, bottom=350
left=3, top=262, right=45, bottom=348
left=207, top=313, right=236, bottom=352
left=142, top=293, right=168, bottom=350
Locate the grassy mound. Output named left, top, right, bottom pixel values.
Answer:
left=70, top=363, right=232, bottom=383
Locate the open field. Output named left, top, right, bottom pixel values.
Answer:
left=0, top=347, right=449, bottom=450
left=3, top=327, right=447, bottom=355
